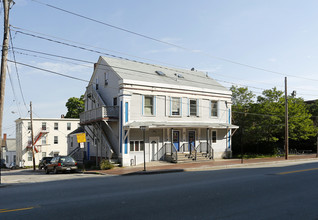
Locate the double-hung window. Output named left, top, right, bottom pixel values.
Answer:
left=190, top=99, right=197, bottom=116
left=144, top=96, right=154, bottom=116
left=172, top=97, right=181, bottom=116
left=67, top=123, right=71, bottom=130
left=54, top=122, right=58, bottom=130
left=211, top=101, right=218, bottom=117
left=54, top=136, right=58, bottom=144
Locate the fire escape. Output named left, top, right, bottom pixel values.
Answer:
left=26, top=128, right=49, bottom=153
left=80, top=84, right=119, bottom=161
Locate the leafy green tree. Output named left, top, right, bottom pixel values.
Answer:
left=65, top=95, right=85, bottom=118
left=231, top=86, right=316, bottom=155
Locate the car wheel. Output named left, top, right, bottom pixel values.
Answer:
left=45, top=168, right=49, bottom=174
left=53, top=167, right=58, bottom=174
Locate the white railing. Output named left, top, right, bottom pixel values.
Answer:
left=80, top=106, right=119, bottom=123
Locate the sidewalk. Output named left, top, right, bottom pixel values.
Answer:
left=83, top=154, right=318, bottom=176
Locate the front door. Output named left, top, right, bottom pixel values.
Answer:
left=149, top=137, right=159, bottom=161
left=188, top=131, right=195, bottom=151
left=173, top=131, right=180, bottom=151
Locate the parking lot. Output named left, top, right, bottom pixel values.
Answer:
left=1, top=169, right=103, bottom=185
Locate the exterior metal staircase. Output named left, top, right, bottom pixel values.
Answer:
left=26, top=128, right=49, bottom=153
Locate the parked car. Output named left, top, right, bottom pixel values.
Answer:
left=45, top=156, right=78, bottom=174
left=39, top=157, right=53, bottom=170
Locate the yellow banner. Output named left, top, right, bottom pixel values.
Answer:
left=76, top=133, right=86, bottom=143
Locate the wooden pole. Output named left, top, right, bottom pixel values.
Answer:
left=30, top=102, right=36, bottom=170
left=0, top=0, right=11, bottom=153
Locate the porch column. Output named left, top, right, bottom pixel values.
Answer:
left=206, top=128, right=209, bottom=154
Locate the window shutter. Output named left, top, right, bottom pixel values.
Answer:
left=187, top=98, right=190, bottom=117
left=169, top=96, right=172, bottom=116
left=153, top=96, right=156, bottom=116
left=180, top=98, right=182, bottom=116
left=196, top=99, right=199, bottom=117
left=142, top=95, right=144, bottom=116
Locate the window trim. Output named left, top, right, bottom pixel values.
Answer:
left=210, top=100, right=218, bottom=117
left=171, top=97, right=182, bottom=116
left=129, top=140, right=145, bottom=152
left=143, top=95, right=156, bottom=116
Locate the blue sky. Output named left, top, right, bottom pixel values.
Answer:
left=2, top=0, right=318, bottom=137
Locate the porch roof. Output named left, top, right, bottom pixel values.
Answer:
left=124, top=121, right=239, bottom=129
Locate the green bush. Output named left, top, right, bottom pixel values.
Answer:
left=100, top=160, right=114, bottom=170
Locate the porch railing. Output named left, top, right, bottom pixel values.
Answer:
left=194, top=142, right=214, bottom=160
left=80, top=106, right=119, bottom=124
left=163, top=143, right=178, bottom=163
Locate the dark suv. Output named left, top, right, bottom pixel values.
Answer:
left=45, top=156, right=78, bottom=174
left=39, top=157, right=53, bottom=170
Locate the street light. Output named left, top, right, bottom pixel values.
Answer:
left=140, top=126, right=147, bottom=171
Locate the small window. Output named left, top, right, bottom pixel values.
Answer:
left=54, top=123, right=58, bottom=130
left=28, top=122, right=31, bottom=130
left=104, top=72, right=109, bottom=85
left=54, top=136, right=58, bottom=144
left=130, top=141, right=145, bottom=151
left=190, top=99, right=197, bottom=116
left=42, top=122, right=47, bottom=130
left=211, top=101, right=218, bottom=117
left=67, top=123, right=71, bottom=130
left=28, top=152, right=32, bottom=161
left=172, top=97, right=181, bottom=116
left=113, top=97, right=118, bottom=106
left=212, top=131, right=217, bottom=143
left=96, top=78, right=99, bottom=90
left=42, top=152, right=46, bottom=157
left=144, top=96, right=154, bottom=116
left=28, top=136, right=32, bottom=145
left=42, top=136, right=47, bottom=145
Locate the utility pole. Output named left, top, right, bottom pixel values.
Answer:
left=0, top=0, right=11, bottom=152
left=285, top=77, right=289, bottom=160
left=30, top=102, right=36, bottom=170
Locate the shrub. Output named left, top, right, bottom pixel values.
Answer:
left=100, top=160, right=114, bottom=170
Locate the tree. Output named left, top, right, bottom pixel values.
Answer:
left=65, top=95, right=85, bottom=118
left=231, top=86, right=317, bottom=155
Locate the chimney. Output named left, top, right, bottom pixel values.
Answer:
left=1, top=133, right=6, bottom=147
left=94, top=63, right=98, bottom=71
left=61, top=114, right=65, bottom=118
left=191, top=68, right=195, bottom=71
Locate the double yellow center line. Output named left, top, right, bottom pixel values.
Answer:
left=277, top=167, right=318, bottom=175
left=0, top=207, right=34, bottom=213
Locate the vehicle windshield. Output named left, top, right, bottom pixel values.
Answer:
left=59, top=157, right=75, bottom=163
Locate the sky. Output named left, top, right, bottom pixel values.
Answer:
left=2, top=0, right=318, bottom=138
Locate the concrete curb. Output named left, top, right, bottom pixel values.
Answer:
left=121, top=169, right=184, bottom=176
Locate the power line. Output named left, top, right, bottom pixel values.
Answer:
left=9, top=28, right=28, bottom=111
left=29, top=0, right=318, bottom=81
left=7, top=60, right=90, bottom=83
left=9, top=45, right=318, bottom=98
left=6, top=65, right=22, bottom=117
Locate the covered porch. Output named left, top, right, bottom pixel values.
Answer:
left=123, top=121, right=239, bottom=165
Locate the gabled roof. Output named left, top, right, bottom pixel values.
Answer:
left=6, top=139, right=16, bottom=151
left=98, top=56, right=229, bottom=93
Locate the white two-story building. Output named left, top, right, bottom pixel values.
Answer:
left=80, top=56, right=238, bottom=167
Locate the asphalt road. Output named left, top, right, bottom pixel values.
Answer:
left=1, top=162, right=318, bottom=219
